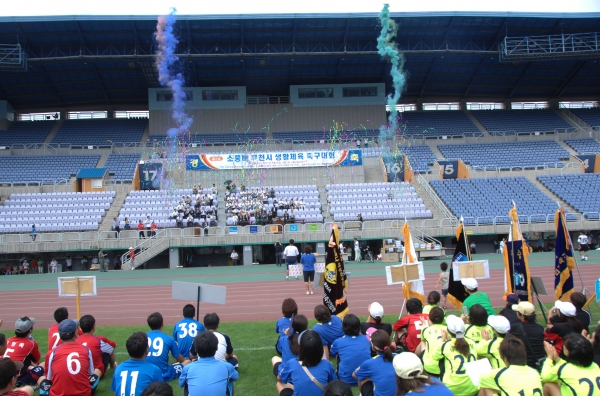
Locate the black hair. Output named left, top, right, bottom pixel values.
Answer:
left=289, top=239, right=294, bottom=244
left=289, top=314, right=309, bottom=356
left=193, top=331, right=219, bottom=358
left=281, top=298, right=298, bottom=318
left=440, top=262, right=448, bottom=271
left=314, top=305, right=332, bottom=323
left=298, top=330, right=324, bottom=368
left=427, top=291, right=441, bottom=305
left=564, top=333, right=594, bottom=367
left=406, top=298, right=423, bottom=314
left=147, top=312, right=164, bottom=330
left=322, top=380, right=353, bottom=396
left=570, top=292, right=587, bottom=310
left=140, top=382, right=174, bottom=396
left=499, top=337, right=527, bottom=366
left=342, top=314, right=361, bottom=336
left=370, top=329, right=395, bottom=362
left=556, top=313, right=584, bottom=334
left=54, top=307, right=69, bottom=323
left=468, top=304, right=488, bottom=326
left=59, top=331, right=77, bottom=341
left=182, top=304, right=195, bottom=319
left=396, top=375, right=436, bottom=396
left=79, top=315, right=95, bottom=333
left=203, top=313, right=220, bottom=330
left=521, top=312, right=537, bottom=323
left=126, top=332, right=149, bottom=359
left=593, top=324, right=600, bottom=358
left=303, top=245, right=313, bottom=254
left=428, top=307, right=445, bottom=325
left=0, top=333, right=5, bottom=346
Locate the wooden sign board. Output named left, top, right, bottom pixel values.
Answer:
left=58, top=277, right=97, bottom=297
left=385, top=262, right=424, bottom=285
left=452, top=260, right=490, bottom=281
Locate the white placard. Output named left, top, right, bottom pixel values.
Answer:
left=464, top=358, right=493, bottom=386
left=58, top=277, right=97, bottom=297
left=289, top=262, right=325, bottom=277
left=452, top=260, right=490, bottom=281
left=171, top=282, right=226, bottom=305
left=385, top=262, right=425, bottom=285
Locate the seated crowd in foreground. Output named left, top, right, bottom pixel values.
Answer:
left=1, top=279, right=598, bottom=396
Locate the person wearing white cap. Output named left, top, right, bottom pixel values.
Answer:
left=431, top=315, right=478, bottom=396
left=477, top=315, right=511, bottom=369
left=392, top=352, right=453, bottom=395
left=479, top=337, right=543, bottom=396
left=511, top=301, right=547, bottom=369
left=461, top=277, right=494, bottom=316
left=360, top=302, right=392, bottom=337
left=541, top=333, right=600, bottom=396
left=3, top=317, right=44, bottom=386
left=545, top=300, right=584, bottom=356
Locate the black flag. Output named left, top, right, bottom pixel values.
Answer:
left=323, top=224, right=349, bottom=318
left=448, top=222, right=471, bottom=310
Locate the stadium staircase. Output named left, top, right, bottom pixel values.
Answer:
left=556, top=109, right=592, bottom=130
left=363, top=157, right=387, bottom=183
left=120, top=231, right=170, bottom=270
left=97, top=191, right=128, bottom=234
left=43, top=120, right=64, bottom=144
left=318, top=186, right=330, bottom=221
left=416, top=174, right=456, bottom=223
left=464, top=110, right=489, bottom=136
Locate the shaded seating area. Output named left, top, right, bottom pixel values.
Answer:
left=564, top=138, right=600, bottom=154
left=0, top=155, right=100, bottom=184
left=429, top=177, right=570, bottom=224
left=0, top=121, right=56, bottom=146
left=327, top=182, right=431, bottom=222
left=151, top=132, right=267, bottom=145
left=51, top=119, right=147, bottom=146
left=399, top=111, right=482, bottom=137
left=570, top=108, right=600, bottom=128
left=437, top=141, right=569, bottom=170
left=0, top=191, right=114, bottom=233
left=537, top=174, right=600, bottom=219
left=470, top=109, right=572, bottom=135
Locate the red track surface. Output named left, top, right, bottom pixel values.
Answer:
left=2, top=265, right=596, bottom=329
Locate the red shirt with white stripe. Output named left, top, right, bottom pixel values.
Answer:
left=45, top=342, right=94, bottom=396
left=75, top=333, right=116, bottom=374
left=48, top=324, right=83, bottom=351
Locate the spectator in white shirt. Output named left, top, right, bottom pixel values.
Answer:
left=283, top=239, right=300, bottom=280
left=231, top=249, right=239, bottom=266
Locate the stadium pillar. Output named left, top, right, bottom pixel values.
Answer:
left=107, top=107, right=115, bottom=118
left=0, top=100, right=13, bottom=130
left=169, top=248, right=180, bottom=269
left=243, top=246, right=253, bottom=266
left=416, top=99, right=423, bottom=111
left=548, top=99, right=560, bottom=109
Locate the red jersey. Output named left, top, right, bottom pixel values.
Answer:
left=75, top=334, right=116, bottom=374
left=4, top=391, right=31, bottom=396
left=129, top=250, right=135, bottom=259
left=45, top=342, right=94, bottom=396
left=3, top=336, right=41, bottom=368
left=392, top=313, right=429, bottom=353
left=137, top=223, right=144, bottom=231
left=48, top=324, right=83, bottom=351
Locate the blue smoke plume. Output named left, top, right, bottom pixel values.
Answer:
left=155, top=8, right=193, bottom=154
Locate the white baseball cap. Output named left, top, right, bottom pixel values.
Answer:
left=554, top=300, right=576, bottom=317
left=369, top=302, right=384, bottom=319
left=488, top=315, right=511, bottom=334
left=393, top=352, right=428, bottom=380
left=446, top=315, right=465, bottom=335
left=461, top=278, right=478, bottom=290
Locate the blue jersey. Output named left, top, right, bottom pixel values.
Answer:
left=275, top=317, right=292, bottom=336
left=408, top=378, right=454, bottom=396
left=300, top=253, right=316, bottom=271
left=313, top=315, right=344, bottom=347
left=354, top=354, right=397, bottom=396
left=278, top=358, right=336, bottom=396
left=146, top=330, right=181, bottom=381
left=330, top=334, right=371, bottom=386
left=179, top=357, right=238, bottom=396
left=111, top=359, right=162, bottom=396
left=276, top=335, right=299, bottom=363
left=172, top=318, right=206, bottom=358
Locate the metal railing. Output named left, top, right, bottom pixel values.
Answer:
left=416, top=173, right=456, bottom=221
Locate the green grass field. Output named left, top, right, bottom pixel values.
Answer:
left=26, top=300, right=600, bottom=396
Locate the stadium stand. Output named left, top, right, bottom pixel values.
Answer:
left=564, top=138, right=600, bottom=154
left=398, top=111, right=482, bottom=137
left=104, top=154, right=141, bottom=181
left=327, top=182, right=432, bottom=221
left=429, top=177, right=569, bottom=224
left=273, top=130, right=381, bottom=142
left=0, top=191, right=115, bottom=233
left=269, top=185, right=323, bottom=223
left=537, top=174, right=600, bottom=219
left=362, top=145, right=436, bottom=173
left=0, top=121, right=55, bottom=146
left=570, top=108, right=600, bottom=128
left=150, top=132, right=267, bottom=145
left=437, top=141, right=569, bottom=170
left=51, top=119, right=147, bottom=146
left=470, top=109, right=572, bottom=135
left=0, top=155, right=100, bottom=184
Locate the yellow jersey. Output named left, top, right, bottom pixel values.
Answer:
left=476, top=337, right=506, bottom=369
left=432, top=338, right=479, bottom=396
left=480, top=364, right=543, bottom=395
left=421, top=323, right=446, bottom=375
left=541, top=358, right=600, bottom=396
left=464, top=324, right=494, bottom=344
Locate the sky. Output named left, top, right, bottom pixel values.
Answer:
left=3, top=0, right=600, bottom=17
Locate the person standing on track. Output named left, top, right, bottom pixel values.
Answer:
left=283, top=239, right=299, bottom=281
left=354, top=238, right=361, bottom=262
left=300, top=245, right=316, bottom=295
left=577, top=231, right=589, bottom=261
left=230, top=249, right=239, bottom=266
left=98, top=249, right=107, bottom=272
left=275, top=242, right=283, bottom=267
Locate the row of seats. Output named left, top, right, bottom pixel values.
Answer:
left=571, top=108, right=600, bottom=128
left=0, top=121, right=56, bottom=146
left=51, top=119, right=147, bottom=146
left=564, top=139, right=600, bottom=154
left=471, top=109, right=572, bottom=135
left=0, top=155, right=100, bottom=184
left=104, top=154, right=141, bottom=180
left=537, top=174, right=600, bottom=219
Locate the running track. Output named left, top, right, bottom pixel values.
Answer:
left=2, top=263, right=597, bottom=328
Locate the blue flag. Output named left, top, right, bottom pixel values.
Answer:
left=505, top=240, right=530, bottom=301
left=554, top=208, right=575, bottom=301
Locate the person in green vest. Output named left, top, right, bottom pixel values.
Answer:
left=461, top=278, right=494, bottom=316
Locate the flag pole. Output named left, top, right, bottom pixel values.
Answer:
left=459, top=216, right=471, bottom=261
left=557, top=202, right=588, bottom=296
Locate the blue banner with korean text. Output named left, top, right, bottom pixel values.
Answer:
left=186, top=149, right=362, bottom=170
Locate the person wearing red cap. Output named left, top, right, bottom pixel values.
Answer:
left=0, top=358, right=34, bottom=396
left=3, top=317, right=44, bottom=386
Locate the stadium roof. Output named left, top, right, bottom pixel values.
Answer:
left=1, top=12, right=600, bottom=112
